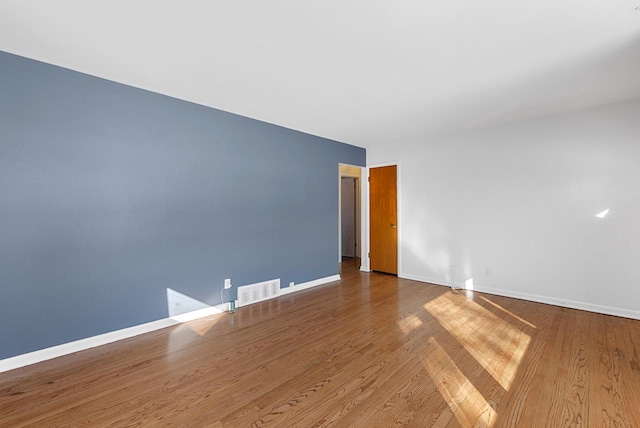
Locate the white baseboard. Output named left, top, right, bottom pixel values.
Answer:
left=399, top=272, right=640, bottom=320
left=400, top=273, right=456, bottom=288
left=279, top=274, right=341, bottom=296
left=472, top=285, right=640, bottom=320
left=0, top=274, right=342, bottom=374
left=0, top=303, right=227, bottom=374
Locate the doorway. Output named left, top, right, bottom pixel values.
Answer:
left=339, top=164, right=362, bottom=268
left=369, top=164, right=398, bottom=275
left=341, top=177, right=357, bottom=258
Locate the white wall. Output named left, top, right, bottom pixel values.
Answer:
left=368, top=98, right=640, bottom=318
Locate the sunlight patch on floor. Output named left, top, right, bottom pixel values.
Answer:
left=424, top=293, right=530, bottom=391
left=478, top=296, right=537, bottom=329
left=166, top=311, right=227, bottom=360
left=421, top=336, right=497, bottom=427
left=398, top=314, right=423, bottom=334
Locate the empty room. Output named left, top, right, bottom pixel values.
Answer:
left=1, top=2, right=639, bottom=427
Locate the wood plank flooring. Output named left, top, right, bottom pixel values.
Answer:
left=1, top=259, right=640, bottom=427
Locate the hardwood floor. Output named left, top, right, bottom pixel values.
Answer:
left=2, top=259, right=640, bottom=427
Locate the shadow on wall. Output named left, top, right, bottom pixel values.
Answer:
left=372, top=33, right=640, bottom=141
left=464, top=33, right=640, bottom=131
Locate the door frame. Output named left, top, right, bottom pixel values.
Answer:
left=362, top=161, right=401, bottom=274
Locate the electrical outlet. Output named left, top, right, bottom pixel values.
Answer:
left=483, top=267, right=492, bottom=278
left=289, top=282, right=294, bottom=287
left=224, top=278, right=232, bottom=289
left=450, top=265, right=457, bottom=275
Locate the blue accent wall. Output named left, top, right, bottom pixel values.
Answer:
left=0, top=51, right=365, bottom=360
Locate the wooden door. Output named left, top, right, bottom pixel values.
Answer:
left=370, top=165, right=397, bottom=274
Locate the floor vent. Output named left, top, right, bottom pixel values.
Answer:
left=237, top=279, right=280, bottom=307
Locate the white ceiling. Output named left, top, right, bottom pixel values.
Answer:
left=1, top=1, right=639, bottom=148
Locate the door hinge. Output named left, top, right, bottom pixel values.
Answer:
left=368, top=252, right=371, bottom=258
